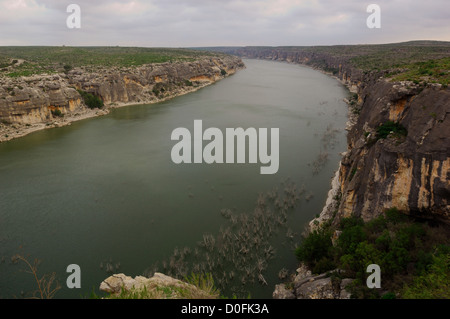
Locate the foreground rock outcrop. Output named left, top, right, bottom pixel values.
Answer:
left=0, top=55, right=244, bottom=142
left=273, top=264, right=353, bottom=299
left=100, top=273, right=219, bottom=299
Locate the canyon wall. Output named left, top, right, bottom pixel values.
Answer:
left=222, top=47, right=449, bottom=225
left=0, top=55, right=245, bottom=142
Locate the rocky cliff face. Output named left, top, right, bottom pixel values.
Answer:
left=0, top=55, right=244, bottom=142
left=0, top=76, right=83, bottom=125
left=220, top=47, right=449, bottom=226
left=337, top=81, right=449, bottom=224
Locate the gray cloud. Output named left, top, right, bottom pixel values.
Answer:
left=0, top=0, right=448, bottom=46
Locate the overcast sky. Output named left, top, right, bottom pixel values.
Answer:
left=0, top=0, right=449, bottom=47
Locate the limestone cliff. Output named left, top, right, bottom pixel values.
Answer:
left=0, top=55, right=245, bottom=142
left=218, top=46, right=449, bottom=225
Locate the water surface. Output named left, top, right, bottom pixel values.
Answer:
left=0, top=59, right=349, bottom=298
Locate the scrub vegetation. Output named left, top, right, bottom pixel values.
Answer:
left=295, top=208, right=450, bottom=299
left=77, top=89, right=104, bottom=109
left=0, top=46, right=219, bottom=77
left=263, top=41, right=450, bottom=85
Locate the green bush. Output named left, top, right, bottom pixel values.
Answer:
left=376, top=121, right=407, bottom=140
left=381, top=292, right=396, bottom=299
left=313, top=257, right=336, bottom=274
left=51, top=109, right=63, bottom=117
left=295, top=207, right=450, bottom=298
left=384, top=207, right=408, bottom=224
left=402, top=253, right=450, bottom=299
left=337, top=217, right=367, bottom=255
left=295, top=229, right=334, bottom=272
left=77, top=90, right=104, bottom=109
left=63, top=65, right=72, bottom=73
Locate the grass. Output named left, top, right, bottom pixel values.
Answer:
left=346, top=42, right=450, bottom=71
left=388, top=57, right=450, bottom=86
left=231, top=41, right=450, bottom=85
left=11, top=253, right=61, bottom=299
left=0, top=46, right=220, bottom=77
left=106, top=285, right=204, bottom=299
left=308, top=42, right=450, bottom=85
left=103, top=273, right=220, bottom=299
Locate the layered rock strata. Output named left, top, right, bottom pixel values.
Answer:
left=0, top=55, right=245, bottom=142
left=223, top=47, right=449, bottom=225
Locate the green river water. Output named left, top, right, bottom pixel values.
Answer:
left=0, top=59, right=349, bottom=298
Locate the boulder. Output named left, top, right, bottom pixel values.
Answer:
left=273, top=284, right=295, bottom=299
left=99, top=272, right=218, bottom=299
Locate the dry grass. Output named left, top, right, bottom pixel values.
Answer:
left=11, top=254, right=61, bottom=299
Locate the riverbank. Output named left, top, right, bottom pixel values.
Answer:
left=0, top=54, right=245, bottom=143
left=219, top=44, right=450, bottom=299
left=0, top=80, right=228, bottom=143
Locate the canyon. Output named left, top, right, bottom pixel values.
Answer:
left=216, top=44, right=450, bottom=226
left=0, top=54, right=245, bottom=142
left=213, top=43, right=449, bottom=299
left=1, top=44, right=448, bottom=299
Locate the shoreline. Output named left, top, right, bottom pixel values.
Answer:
left=251, top=57, right=358, bottom=233
left=0, top=80, right=220, bottom=143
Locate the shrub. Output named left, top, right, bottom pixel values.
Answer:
left=376, top=121, right=407, bottom=140
left=402, top=253, right=450, bottom=299
left=336, top=217, right=367, bottom=255
left=51, top=109, right=63, bottom=117
left=295, top=229, right=334, bottom=272
left=77, top=89, right=104, bottom=109
left=220, top=69, right=227, bottom=76
left=313, top=256, right=336, bottom=274
left=63, top=64, right=72, bottom=73
left=294, top=205, right=450, bottom=298
left=340, top=241, right=382, bottom=279
left=384, top=207, right=407, bottom=224
left=381, top=292, right=396, bottom=299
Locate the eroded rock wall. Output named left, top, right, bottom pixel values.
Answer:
left=0, top=56, right=244, bottom=130
left=339, top=81, right=449, bottom=224
left=224, top=47, right=449, bottom=224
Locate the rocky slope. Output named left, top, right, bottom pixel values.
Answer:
left=219, top=45, right=449, bottom=226
left=0, top=55, right=245, bottom=142
left=273, top=264, right=353, bottom=299
left=217, top=44, right=449, bottom=299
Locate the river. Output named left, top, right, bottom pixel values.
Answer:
left=0, top=59, right=349, bottom=299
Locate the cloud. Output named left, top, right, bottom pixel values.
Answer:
left=0, top=0, right=448, bottom=46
